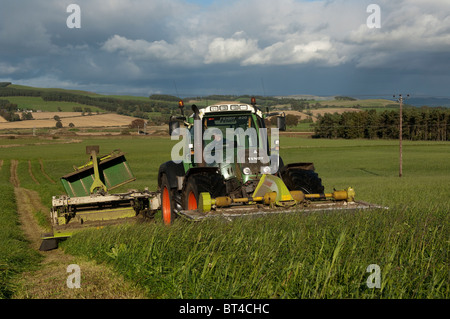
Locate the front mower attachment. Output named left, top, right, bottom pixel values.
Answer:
left=179, top=174, right=386, bottom=221
left=180, top=199, right=386, bottom=221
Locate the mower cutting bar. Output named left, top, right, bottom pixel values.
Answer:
left=179, top=200, right=387, bottom=221
left=52, top=191, right=156, bottom=208
left=51, top=190, right=160, bottom=225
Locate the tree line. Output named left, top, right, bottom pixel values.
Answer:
left=0, top=87, right=308, bottom=124
left=313, top=108, right=450, bottom=141
left=39, top=91, right=178, bottom=116
left=0, top=87, right=180, bottom=122
left=2, top=85, right=449, bottom=139
left=0, top=99, right=20, bottom=121
left=0, top=99, right=33, bottom=121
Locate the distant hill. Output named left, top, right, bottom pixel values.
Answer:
left=275, top=94, right=450, bottom=108
left=405, top=97, right=450, bottom=107
left=274, top=94, right=336, bottom=101
left=8, top=84, right=100, bottom=97
left=0, top=83, right=178, bottom=124
left=2, top=82, right=448, bottom=120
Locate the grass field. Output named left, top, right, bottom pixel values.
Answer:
left=2, top=96, right=105, bottom=113
left=0, top=135, right=448, bottom=299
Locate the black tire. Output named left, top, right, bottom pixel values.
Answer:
left=281, top=169, right=324, bottom=194
left=275, top=156, right=284, bottom=176
left=183, top=172, right=226, bottom=210
left=160, top=174, right=177, bottom=224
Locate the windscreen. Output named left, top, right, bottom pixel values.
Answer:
left=204, top=115, right=258, bottom=149
left=205, top=115, right=253, bottom=132
left=188, top=113, right=270, bottom=166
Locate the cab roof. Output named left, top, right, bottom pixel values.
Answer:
left=196, top=103, right=263, bottom=119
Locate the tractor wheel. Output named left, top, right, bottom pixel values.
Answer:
left=282, top=169, right=325, bottom=194
left=183, top=172, right=226, bottom=210
left=160, top=174, right=177, bottom=224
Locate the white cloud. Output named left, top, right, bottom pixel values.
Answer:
left=204, top=32, right=259, bottom=64
left=242, top=37, right=346, bottom=66
left=2, top=0, right=450, bottom=95
left=102, top=34, right=208, bottom=66
left=5, top=0, right=450, bottom=68
left=345, top=1, right=450, bottom=68
left=99, top=0, right=450, bottom=69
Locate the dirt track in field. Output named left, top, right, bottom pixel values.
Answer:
left=39, top=159, right=56, bottom=184
left=9, top=159, right=147, bottom=299
left=28, top=160, right=39, bottom=185
left=10, top=159, right=20, bottom=187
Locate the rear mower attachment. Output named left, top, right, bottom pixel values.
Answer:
left=40, top=146, right=160, bottom=251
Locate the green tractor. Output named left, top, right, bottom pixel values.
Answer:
left=41, top=98, right=383, bottom=250
left=158, top=98, right=372, bottom=223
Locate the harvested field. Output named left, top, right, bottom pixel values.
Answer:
left=271, top=108, right=362, bottom=122
left=309, top=107, right=361, bottom=117
left=0, top=113, right=141, bottom=129
left=25, top=112, right=84, bottom=120
left=277, top=110, right=317, bottom=121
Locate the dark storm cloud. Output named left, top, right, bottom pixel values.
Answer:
left=1, top=0, right=449, bottom=96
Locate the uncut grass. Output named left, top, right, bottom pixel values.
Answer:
left=2, top=136, right=449, bottom=298
left=60, top=137, right=449, bottom=299
left=61, top=202, right=448, bottom=298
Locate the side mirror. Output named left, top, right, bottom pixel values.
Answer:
left=169, top=120, right=180, bottom=136
left=192, top=104, right=200, bottom=120
left=277, top=115, right=286, bottom=132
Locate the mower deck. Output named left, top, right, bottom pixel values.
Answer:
left=178, top=200, right=388, bottom=221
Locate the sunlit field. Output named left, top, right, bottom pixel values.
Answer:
left=0, top=135, right=448, bottom=298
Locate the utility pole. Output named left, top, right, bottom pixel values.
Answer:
left=393, top=94, right=409, bottom=177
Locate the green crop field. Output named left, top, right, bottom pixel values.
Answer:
left=0, top=135, right=448, bottom=299
left=3, top=96, right=105, bottom=113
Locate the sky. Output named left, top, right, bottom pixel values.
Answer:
left=1, top=0, right=449, bottom=98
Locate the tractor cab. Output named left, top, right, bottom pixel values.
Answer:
left=169, top=99, right=285, bottom=190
